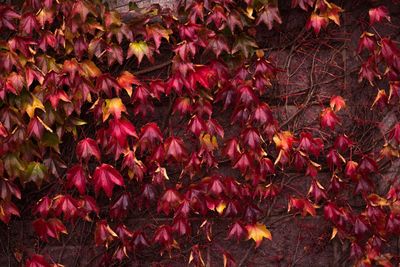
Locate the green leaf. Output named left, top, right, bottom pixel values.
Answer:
left=25, top=162, right=48, bottom=188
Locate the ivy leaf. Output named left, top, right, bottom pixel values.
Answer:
left=76, top=138, right=101, bottom=161
left=306, top=13, right=329, bottom=35
left=256, top=5, right=282, bottom=30
left=117, top=71, right=140, bottom=97
left=232, top=34, right=258, bottom=58
left=25, top=254, right=51, bottom=267
left=24, top=162, right=48, bottom=188
left=320, top=107, right=339, bottom=130
left=291, top=0, right=314, bottom=11
left=102, top=98, right=127, bottom=122
left=93, top=164, right=125, bottom=198
left=206, top=34, right=230, bottom=58
left=127, top=41, right=153, bottom=65
left=227, top=221, right=246, bottom=241
left=325, top=3, right=343, bottom=26
left=164, top=136, right=188, bottom=162
left=145, top=24, right=172, bottom=50
left=66, top=164, right=86, bottom=195
left=25, top=95, right=45, bottom=118
left=369, top=6, right=390, bottom=25
left=0, top=5, right=20, bottom=31
left=330, top=95, right=346, bottom=112
left=245, top=223, right=272, bottom=247
left=95, top=220, right=118, bottom=247
left=0, top=200, right=20, bottom=224
left=52, top=194, right=78, bottom=221
left=20, top=12, right=39, bottom=35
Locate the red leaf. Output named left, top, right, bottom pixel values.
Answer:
left=369, top=6, right=390, bottom=25
left=76, top=138, right=101, bottom=161
left=110, top=192, right=132, bottom=219
left=95, top=220, right=117, bottom=247
left=164, top=136, right=187, bottom=162
left=26, top=254, right=51, bottom=267
left=33, top=196, right=52, bottom=218
left=330, top=95, right=346, bottom=112
left=66, top=164, right=86, bottom=195
left=357, top=32, right=376, bottom=54
left=227, top=221, right=246, bottom=241
left=93, top=164, right=125, bottom=198
left=52, top=194, right=78, bottom=221
left=233, top=152, right=252, bottom=174
left=157, top=189, right=182, bottom=215
left=138, top=122, right=163, bottom=151
left=320, top=107, right=339, bottom=130
left=0, top=200, right=19, bottom=223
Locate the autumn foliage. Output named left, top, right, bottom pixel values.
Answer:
left=0, top=0, right=400, bottom=266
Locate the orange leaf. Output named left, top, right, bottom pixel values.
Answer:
left=245, top=223, right=272, bottom=247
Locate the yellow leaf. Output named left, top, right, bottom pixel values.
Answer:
left=246, top=223, right=272, bottom=247
left=26, top=95, right=45, bottom=118
left=273, top=131, right=294, bottom=150
left=215, top=201, right=226, bottom=215
left=200, top=133, right=218, bottom=150
left=102, top=98, right=127, bottom=122
left=81, top=60, right=101, bottom=78
left=367, top=193, right=389, bottom=207
left=330, top=227, right=338, bottom=240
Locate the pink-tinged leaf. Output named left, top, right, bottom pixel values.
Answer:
left=330, top=96, right=346, bottom=112
left=20, top=12, right=39, bottom=35
left=93, top=164, right=125, bottom=198
left=206, top=34, right=230, bottom=58
left=206, top=5, right=227, bottom=30
left=291, top=0, right=314, bottom=10
left=320, top=107, right=340, bottom=130
left=227, top=221, right=246, bottom=241
left=306, top=13, right=328, bottom=35
left=76, top=138, right=101, bottom=161
left=33, top=196, right=52, bottom=218
left=380, top=38, right=400, bottom=65
left=106, top=44, right=123, bottom=66
left=256, top=5, right=282, bottom=30
left=369, top=6, right=390, bottom=25
left=66, top=164, right=86, bottom=195
left=389, top=123, right=400, bottom=144
left=0, top=5, right=20, bottom=31
left=357, top=32, right=375, bottom=54
left=226, top=10, right=243, bottom=33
